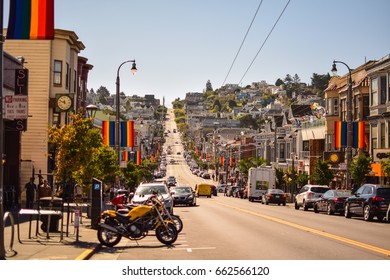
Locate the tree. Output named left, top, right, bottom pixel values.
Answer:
left=205, top=80, right=213, bottom=92
left=350, top=153, right=372, bottom=186
left=311, top=73, right=331, bottom=96
left=275, top=78, right=284, bottom=86
left=48, top=112, right=118, bottom=186
left=310, top=160, right=334, bottom=186
left=97, top=86, right=110, bottom=105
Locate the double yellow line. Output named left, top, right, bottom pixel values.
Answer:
left=217, top=202, right=390, bottom=257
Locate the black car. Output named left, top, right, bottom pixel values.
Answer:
left=170, top=186, right=196, bottom=206
left=261, top=189, right=286, bottom=206
left=313, top=189, right=351, bottom=215
left=344, top=184, right=390, bottom=221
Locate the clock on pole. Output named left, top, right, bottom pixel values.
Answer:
left=56, top=94, right=73, bottom=111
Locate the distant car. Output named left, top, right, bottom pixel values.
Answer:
left=171, top=186, right=196, bottom=206
left=314, top=189, right=352, bottom=215
left=131, top=182, right=173, bottom=213
left=344, top=184, right=390, bottom=221
left=177, top=151, right=181, bottom=155
left=169, top=158, right=175, bottom=164
left=217, top=184, right=227, bottom=193
left=261, top=189, right=286, bottom=206
left=295, top=184, right=329, bottom=211
left=202, top=173, right=211, bottom=179
left=167, top=176, right=176, bottom=187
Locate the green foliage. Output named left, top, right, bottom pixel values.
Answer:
left=296, top=172, right=309, bottom=189
left=350, top=153, right=372, bottom=186
left=48, top=112, right=118, bottom=185
left=311, top=73, right=331, bottom=96
left=205, top=80, right=213, bottom=92
left=237, top=114, right=258, bottom=130
left=310, top=160, right=333, bottom=185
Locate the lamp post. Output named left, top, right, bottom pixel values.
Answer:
left=332, top=60, right=353, bottom=189
left=116, top=60, right=137, bottom=167
left=86, top=104, right=98, bottom=119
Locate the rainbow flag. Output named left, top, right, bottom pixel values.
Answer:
left=334, top=121, right=347, bottom=148
left=102, top=121, right=115, bottom=147
left=220, top=156, right=225, bottom=166
left=120, top=121, right=134, bottom=147
left=353, top=122, right=365, bottom=149
left=122, top=151, right=129, bottom=162
left=7, top=0, right=54, bottom=40
left=133, top=151, right=141, bottom=165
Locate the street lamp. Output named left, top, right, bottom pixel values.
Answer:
left=116, top=60, right=137, bottom=166
left=86, top=104, right=98, bottom=119
left=332, top=60, right=353, bottom=189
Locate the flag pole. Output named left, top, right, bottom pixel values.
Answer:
left=0, top=0, right=7, bottom=260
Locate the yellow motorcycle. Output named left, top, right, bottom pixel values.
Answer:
left=97, top=195, right=178, bottom=247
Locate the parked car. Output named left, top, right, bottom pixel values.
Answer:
left=170, top=186, right=196, bottom=206
left=202, top=172, right=211, bottom=179
left=344, top=184, right=390, bottom=221
left=210, top=185, right=218, bottom=196
left=217, top=184, right=227, bottom=193
left=261, top=189, right=286, bottom=206
left=131, top=182, right=173, bottom=213
left=313, top=189, right=352, bottom=215
left=295, top=184, right=329, bottom=211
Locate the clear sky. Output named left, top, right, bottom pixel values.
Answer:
left=3, top=0, right=390, bottom=107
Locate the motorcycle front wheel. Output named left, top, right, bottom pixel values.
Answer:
left=97, top=227, right=122, bottom=247
left=170, top=214, right=183, bottom=233
left=155, top=223, right=178, bottom=245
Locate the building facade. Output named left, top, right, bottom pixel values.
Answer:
left=4, top=29, right=91, bottom=204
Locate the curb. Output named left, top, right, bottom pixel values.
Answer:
left=75, top=243, right=102, bottom=260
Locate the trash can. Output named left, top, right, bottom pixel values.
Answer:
left=39, top=197, right=63, bottom=232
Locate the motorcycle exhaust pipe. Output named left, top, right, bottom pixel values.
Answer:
left=99, top=223, right=119, bottom=234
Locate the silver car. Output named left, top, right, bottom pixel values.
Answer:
left=131, top=183, right=173, bottom=213
left=294, top=184, right=329, bottom=211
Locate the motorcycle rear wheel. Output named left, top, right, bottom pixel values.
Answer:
left=97, top=227, right=122, bottom=247
left=155, top=223, right=178, bottom=245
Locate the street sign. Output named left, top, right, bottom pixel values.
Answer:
left=4, top=95, right=28, bottom=119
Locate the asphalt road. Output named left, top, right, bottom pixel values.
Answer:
left=90, top=110, right=390, bottom=260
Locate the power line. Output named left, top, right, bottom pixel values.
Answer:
left=238, top=0, right=292, bottom=85
left=221, top=0, right=264, bottom=87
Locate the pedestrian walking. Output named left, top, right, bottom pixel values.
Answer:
left=25, top=177, right=37, bottom=208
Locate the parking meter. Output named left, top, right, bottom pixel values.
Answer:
left=91, top=178, right=102, bottom=229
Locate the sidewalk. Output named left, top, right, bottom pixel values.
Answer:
left=3, top=211, right=101, bottom=260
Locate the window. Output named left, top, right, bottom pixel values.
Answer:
left=363, top=96, right=369, bottom=118
left=334, top=98, right=339, bottom=116
left=65, top=63, right=69, bottom=89
left=354, top=95, right=359, bottom=120
left=279, top=143, right=285, bottom=159
left=74, top=70, right=77, bottom=92
left=327, top=98, right=332, bottom=115
left=341, top=99, right=346, bottom=121
left=303, top=140, right=309, bottom=151
left=53, top=60, right=62, bottom=85
left=371, top=125, right=377, bottom=149
left=388, top=72, right=390, bottom=102
left=371, top=77, right=378, bottom=106
left=380, top=76, right=387, bottom=104
left=381, top=123, right=385, bottom=148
